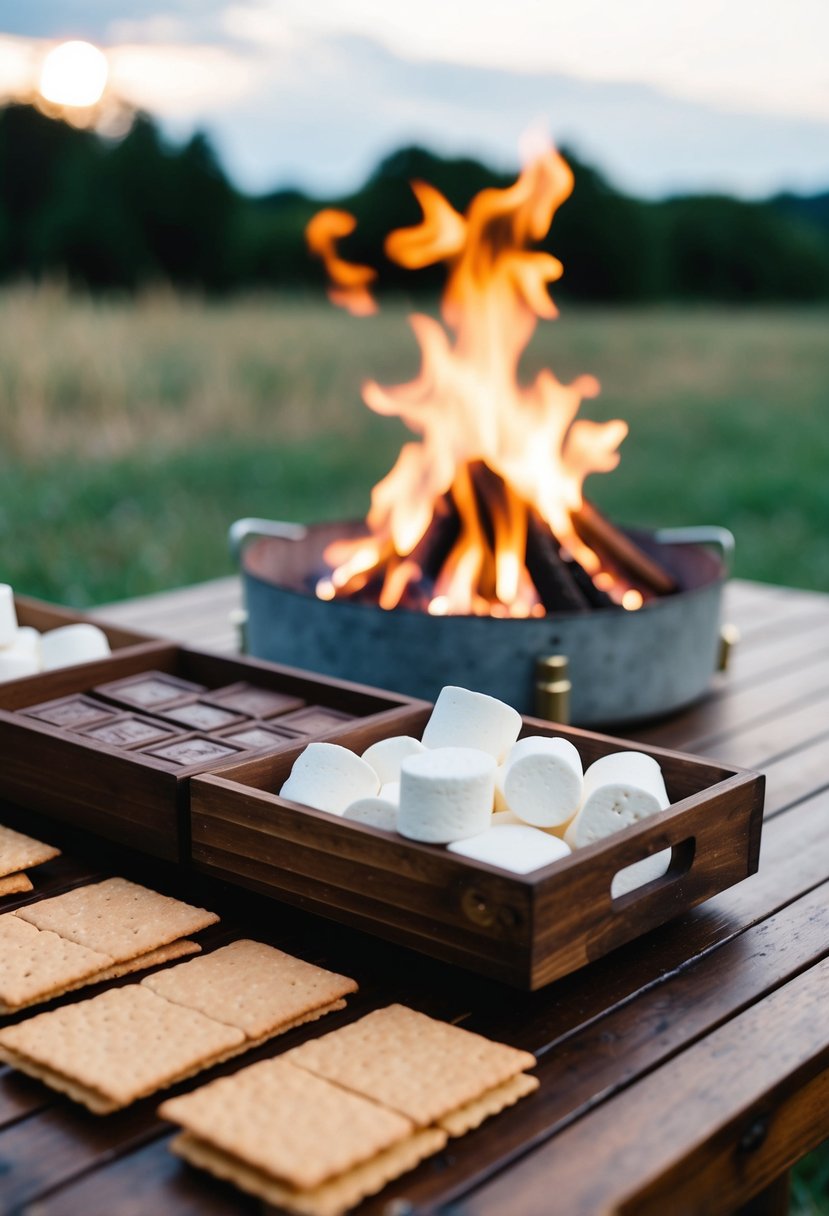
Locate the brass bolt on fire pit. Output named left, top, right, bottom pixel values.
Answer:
left=534, top=654, right=572, bottom=724
left=718, top=623, right=740, bottom=672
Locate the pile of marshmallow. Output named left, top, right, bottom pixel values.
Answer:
left=0, top=584, right=112, bottom=683
left=280, top=685, right=672, bottom=889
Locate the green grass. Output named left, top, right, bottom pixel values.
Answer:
left=1, top=287, right=827, bottom=607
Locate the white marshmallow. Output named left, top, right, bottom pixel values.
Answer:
left=342, top=797, right=398, bottom=831
left=40, top=623, right=112, bottom=671
left=501, top=736, right=583, bottom=828
left=449, top=824, right=571, bottom=875
left=564, top=785, right=664, bottom=849
left=421, top=686, right=522, bottom=762
left=610, top=849, right=672, bottom=899
left=361, top=736, right=425, bottom=784
left=0, top=585, right=18, bottom=648
left=379, top=781, right=400, bottom=805
left=582, top=751, right=669, bottom=806
left=0, top=638, right=40, bottom=682
left=280, top=743, right=379, bottom=815
left=492, top=808, right=523, bottom=826
left=398, top=746, right=496, bottom=844
left=565, top=751, right=670, bottom=850
left=13, top=626, right=41, bottom=660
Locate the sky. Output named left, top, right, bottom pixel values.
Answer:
left=1, top=0, right=827, bottom=198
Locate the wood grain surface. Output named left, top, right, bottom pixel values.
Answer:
left=0, top=576, right=824, bottom=1215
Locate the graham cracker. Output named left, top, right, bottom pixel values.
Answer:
left=0, top=824, right=60, bottom=878
left=159, top=1056, right=415, bottom=1192
left=0, top=873, right=33, bottom=897
left=0, top=913, right=114, bottom=1013
left=0, top=985, right=244, bottom=1113
left=437, top=1071, right=540, bottom=1136
left=141, top=940, right=357, bottom=1039
left=171, top=1126, right=447, bottom=1216
left=61, top=938, right=201, bottom=993
left=0, top=933, right=200, bottom=1015
left=15, top=877, right=219, bottom=963
left=287, top=1004, right=537, bottom=1127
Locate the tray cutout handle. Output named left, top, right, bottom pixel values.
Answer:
left=583, top=775, right=761, bottom=965
left=610, top=836, right=696, bottom=909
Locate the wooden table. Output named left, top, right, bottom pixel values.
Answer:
left=2, top=576, right=828, bottom=1215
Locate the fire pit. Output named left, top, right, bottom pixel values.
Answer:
left=233, top=138, right=735, bottom=726
left=232, top=518, right=732, bottom=726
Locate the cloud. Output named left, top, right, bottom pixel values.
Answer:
left=156, top=33, right=829, bottom=199
left=1, top=1, right=230, bottom=42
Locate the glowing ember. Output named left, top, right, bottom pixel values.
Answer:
left=307, top=139, right=651, bottom=617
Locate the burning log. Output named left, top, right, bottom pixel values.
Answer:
left=525, top=513, right=591, bottom=612
left=571, top=502, right=678, bottom=596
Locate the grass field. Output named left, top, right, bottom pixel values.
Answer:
left=1, top=284, right=828, bottom=1211
left=1, top=284, right=828, bottom=607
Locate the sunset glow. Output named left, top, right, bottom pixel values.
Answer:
left=39, top=41, right=108, bottom=109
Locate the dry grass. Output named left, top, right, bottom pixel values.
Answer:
left=1, top=283, right=827, bottom=603
left=0, top=282, right=417, bottom=461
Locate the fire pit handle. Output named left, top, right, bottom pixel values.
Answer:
left=228, top=518, right=307, bottom=564
left=653, top=526, right=735, bottom=574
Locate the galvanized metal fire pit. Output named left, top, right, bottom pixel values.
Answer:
left=230, top=518, right=734, bottom=727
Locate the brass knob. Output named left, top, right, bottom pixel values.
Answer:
left=718, top=623, right=740, bottom=672
left=535, top=654, right=571, bottom=723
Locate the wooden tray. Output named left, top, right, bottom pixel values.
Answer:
left=0, top=645, right=421, bottom=864
left=190, top=707, right=765, bottom=989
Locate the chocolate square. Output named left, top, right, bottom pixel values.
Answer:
left=77, top=715, right=184, bottom=749
left=95, top=671, right=206, bottom=712
left=141, top=736, right=247, bottom=769
left=203, top=682, right=305, bottom=720
left=219, top=723, right=303, bottom=751
left=159, top=702, right=249, bottom=732
left=276, top=706, right=356, bottom=735
left=23, top=695, right=118, bottom=730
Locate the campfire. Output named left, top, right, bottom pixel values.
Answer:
left=232, top=136, right=731, bottom=725
left=306, top=138, right=676, bottom=620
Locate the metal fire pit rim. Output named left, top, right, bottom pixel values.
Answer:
left=238, top=519, right=729, bottom=624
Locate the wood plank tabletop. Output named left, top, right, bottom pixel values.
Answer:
left=1, top=576, right=827, bottom=1215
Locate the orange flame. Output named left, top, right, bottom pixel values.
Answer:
left=306, top=142, right=633, bottom=616
left=305, top=209, right=377, bottom=317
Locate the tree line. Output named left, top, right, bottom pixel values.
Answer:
left=2, top=101, right=828, bottom=301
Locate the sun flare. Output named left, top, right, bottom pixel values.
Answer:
left=39, top=40, right=108, bottom=109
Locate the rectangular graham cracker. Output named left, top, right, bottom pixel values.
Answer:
left=171, top=1126, right=447, bottom=1216
left=0, top=924, right=200, bottom=1015
left=0, top=873, right=33, bottom=897
left=0, top=985, right=245, bottom=1113
left=15, top=877, right=219, bottom=963
left=60, top=938, right=202, bottom=994
left=437, top=1071, right=540, bottom=1136
left=0, top=824, right=60, bottom=878
left=287, top=1004, right=537, bottom=1128
left=159, top=1057, right=417, bottom=1193
left=0, top=914, right=115, bottom=1013
left=141, top=940, right=357, bottom=1039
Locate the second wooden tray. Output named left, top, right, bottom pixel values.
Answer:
left=190, top=707, right=765, bottom=989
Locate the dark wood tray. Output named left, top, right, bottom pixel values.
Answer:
left=191, top=706, right=765, bottom=989
left=0, top=645, right=421, bottom=863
